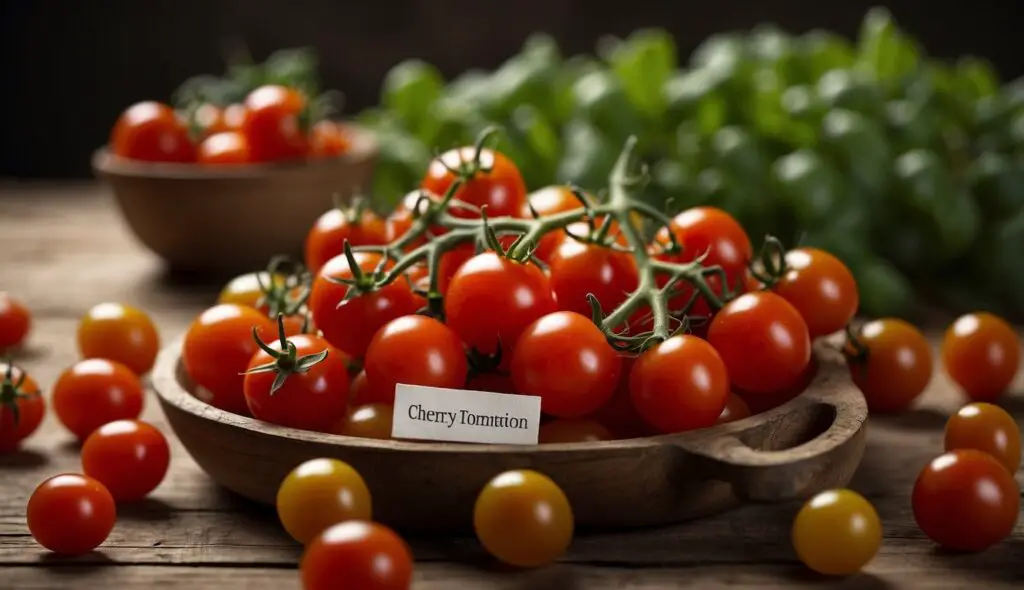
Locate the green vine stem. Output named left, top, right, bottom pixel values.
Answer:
left=245, top=314, right=329, bottom=395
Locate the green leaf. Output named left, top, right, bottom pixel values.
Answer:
left=264, top=47, right=321, bottom=97
left=382, top=60, right=445, bottom=143
left=851, top=257, right=915, bottom=318
left=967, top=152, right=1024, bottom=219
left=820, top=108, right=891, bottom=196
left=572, top=70, right=645, bottom=144
left=663, top=69, right=729, bottom=136
left=800, top=30, right=856, bottom=82
left=816, top=69, right=885, bottom=117
left=954, top=57, right=999, bottom=100
left=556, top=119, right=618, bottom=192
left=771, top=149, right=844, bottom=226
left=856, top=7, right=920, bottom=87
left=606, top=28, right=677, bottom=118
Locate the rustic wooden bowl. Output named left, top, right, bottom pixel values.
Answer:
left=153, top=338, right=868, bottom=533
left=92, top=122, right=377, bottom=274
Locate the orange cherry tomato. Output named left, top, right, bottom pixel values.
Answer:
left=474, top=469, right=573, bottom=568
left=301, top=520, right=413, bottom=590
left=846, top=318, right=932, bottom=413
left=52, top=359, right=144, bottom=441
left=277, top=458, right=372, bottom=545
left=335, top=404, right=394, bottom=440
left=304, top=206, right=388, bottom=275
left=197, top=131, right=250, bottom=165
left=422, top=147, right=526, bottom=219
left=524, top=186, right=585, bottom=261
left=791, top=489, right=881, bottom=576
left=77, top=302, right=161, bottom=376
left=27, top=473, right=116, bottom=555
left=717, top=393, right=751, bottom=424
left=242, top=85, right=310, bottom=162
left=944, top=402, right=1021, bottom=473
left=364, top=315, right=468, bottom=405
left=310, top=120, right=352, bottom=158
left=110, top=101, right=195, bottom=162
left=217, top=272, right=283, bottom=311
left=538, top=419, right=612, bottom=443
left=81, top=419, right=170, bottom=502
left=772, top=248, right=859, bottom=339
left=941, top=312, right=1020, bottom=402
left=0, top=362, right=45, bottom=453
left=0, top=292, right=31, bottom=350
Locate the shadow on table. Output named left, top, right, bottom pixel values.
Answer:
left=117, top=498, right=176, bottom=522
left=0, top=449, right=47, bottom=470
left=38, top=551, right=114, bottom=570
left=781, top=570, right=895, bottom=589
left=930, top=538, right=1024, bottom=582
left=869, top=407, right=948, bottom=432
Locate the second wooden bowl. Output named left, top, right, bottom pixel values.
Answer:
left=153, top=340, right=868, bottom=533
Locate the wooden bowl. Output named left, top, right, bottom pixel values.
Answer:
left=92, top=123, right=377, bottom=274
left=153, top=339, right=868, bottom=533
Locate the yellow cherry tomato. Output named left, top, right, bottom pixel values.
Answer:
left=335, top=404, right=394, bottom=440
left=217, top=272, right=283, bottom=310
left=792, top=489, right=882, bottom=576
left=473, top=469, right=573, bottom=568
left=276, top=458, right=372, bottom=545
left=944, top=402, right=1021, bottom=474
left=77, top=303, right=160, bottom=375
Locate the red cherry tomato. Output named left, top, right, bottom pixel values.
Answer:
left=539, top=419, right=613, bottom=443
left=310, top=120, right=352, bottom=158
left=301, top=520, right=413, bottom=590
left=445, top=252, right=557, bottom=358
left=109, top=101, right=195, bottom=162
left=772, top=248, right=859, bottom=338
left=846, top=318, right=932, bottom=413
left=422, top=147, right=526, bottom=219
left=738, top=356, right=818, bottom=415
left=630, top=335, right=730, bottom=433
left=365, top=315, right=467, bottom=404
left=383, top=190, right=439, bottom=248
left=77, top=302, right=161, bottom=376
left=243, top=332, right=350, bottom=433
left=304, top=207, right=387, bottom=275
left=547, top=238, right=639, bottom=317
left=0, top=362, right=45, bottom=453
left=511, top=311, right=621, bottom=418
left=717, top=393, right=751, bottom=424
left=309, top=251, right=419, bottom=359
left=941, top=312, right=1021, bottom=402
left=524, top=186, right=585, bottom=261
left=197, top=131, right=250, bottom=165
left=242, top=85, right=309, bottom=162
left=27, top=473, right=116, bottom=555
left=52, top=359, right=144, bottom=441
left=182, top=304, right=276, bottom=415
left=654, top=206, right=753, bottom=284
left=707, top=292, right=811, bottom=396
left=0, top=292, right=31, bottom=350
left=589, top=356, right=651, bottom=439
left=943, top=402, right=1021, bottom=474
left=656, top=272, right=730, bottom=318
left=81, top=419, right=170, bottom=501
left=912, top=449, right=1019, bottom=552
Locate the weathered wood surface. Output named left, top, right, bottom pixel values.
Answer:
left=1, top=184, right=1022, bottom=589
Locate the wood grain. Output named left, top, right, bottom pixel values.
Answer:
left=1, top=184, right=1022, bottom=588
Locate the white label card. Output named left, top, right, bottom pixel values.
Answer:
left=391, top=384, right=542, bottom=445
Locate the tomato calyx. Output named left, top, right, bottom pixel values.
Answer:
left=842, top=323, right=870, bottom=365
left=0, top=361, right=37, bottom=427
left=746, top=235, right=788, bottom=289
left=246, top=315, right=329, bottom=395
left=324, top=241, right=392, bottom=302
left=257, top=256, right=312, bottom=331
left=434, top=125, right=503, bottom=182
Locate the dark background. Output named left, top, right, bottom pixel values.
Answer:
left=1, top=0, right=1020, bottom=179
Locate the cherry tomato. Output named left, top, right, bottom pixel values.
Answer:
left=547, top=237, right=639, bottom=317
left=52, top=359, right=144, bottom=441
left=383, top=190, right=435, bottom=247
left=109, top=101, right=195, bottom=162
left=81, top=419, right=170, bottom=502
left=912, top=449, right=1019, bottom=552
left=707, top=292, right=810, bottom=396
left=772, top=248, right=859, bottom=338
left=435, top=243, right=477, bottom=295
left=365, top=315, right=467, bottom=405
left=654, top=206, right=753, bottom=284
left=77, top=302, right=160, bottom=376
left=589, top=356, right=650, bottom=439
left=941, top=312, right=1020, bottom=402
left=242, top=85, right=309, bottom=162
left=524, top=186, right=585, bottom=261
left=217, top=272, right=283, bottom=310
left=301, top=520, right=413, bottom=590
left=474, top=469, right=573, bottom=568
left=738, top=356, right=818, bottom=414
left=0, top=292, right=30, bottom=350
left=277, top=458, right=372, bottom=545
left=717, top=393, right=751, bottom=424
left=243, top=332, right=350, bottom=433
left=791, top=489, right=881, bottom=576
left=466, top=372, right=517, bottom=394
left=221, top=103, right=247, bottom=130
left=309, top=251, right=419, bottom=358
left=422, top=147, right=526, bottom=219
left=335, top=404, right=394, bottom=440
left=0, top=362, right=45, bottom=453
left=348, top=369, right=392, bottom=407
left=310, top=120, right=352, bottom=158
left=193, top=103, right=228, bottom=137
left=846, top=318, right=932, bottom=413
left=657, top=272, right=730, bottom=319
left=511, top=311, right=621, bottom=418
left=197, top=131, right=250, bottom=165
left=27, top=473, right=116, bottom=555
left=630, top=335, right=730, bottom=433
left=182, top=304, right=276, bottom=415
left=304, top=206, right=387, bottom=275
left=445, top=252, right=557, bottom=358
left=539, top=419, right=612, bottom=443
left=944, top=402, right=1021, bottom=474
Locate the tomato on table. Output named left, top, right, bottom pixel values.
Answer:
left=772, top=248, right=859, bottom=338
left=182, top=304, right=276, bottom=415
left=109, top=101, right=195, bottom=162
left=717, top=393, right=751, bottom=424
left=197, top=131, right=250, bottom=165
left=791, top=489, right=881, bottom=576
left=941, top=312, right=1020, bottom=402
left=474, top=469, right=573, bottom=568
left=912, top=449, right=1019, bottom=552
left=242, top=85, right=310, bottom=162
left=510, top=311, right=620, bottom=418
left=77, top=302, right=161, bottom=376
left=707, top=292, right=811, bottom=396
left=310, top=120, right=351, bottom=158
left=944, top=402, right=1021, bottom=473
left=301, top=520, right=413, bottom=590
left=304, top=205, right=387, bottom=275
left=846, top=318, right=932, bottom=413
left=81, top=419, right=170, bottom=501
left=27, top=473, right=116, bottom=555
left=334, top=404, right=394, bottom=440
left=364, top=315, right=467, bottom=404
left=630, top=335, right=730, bottom=433
left=422, top=146, right=527, bottom=219
left=277, top=458, right=371, bottom=545
left=547, top=237, right=639, bottom=317
left=52, top=359, right=144, bottom=441
left=524, top=186, right=585, bottom=261
left=538, top=419, right=612, bottom=443
left=654, top=206, right=753, bottom=285
left=0, top=292, right=31, bottom=350
left=0, top=362, right=45, bottom=453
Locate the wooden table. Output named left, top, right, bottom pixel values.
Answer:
left=1, top=184, right=1022, bottom=589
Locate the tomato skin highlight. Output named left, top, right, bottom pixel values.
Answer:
left=941, top=312, right=1021, bottom=402
left=304, top=207, right=387, bottom=275
left=365, top=315, right=468, bottom=404
left=525, top=186, right=585, bottom=262
left=335, top=403, right=394, bottom=439
left=772, top=248, right=859, bottom=338
left=912, top=449, right=1019, bottom=552
left=197, top=131, right=250, bottom=165
left=110, top=101, right=195, bottom=162
left=27, top=473, right=116, bottom=556
left=277, top=458, right=372, bottom=545
left=547, top=237, right=639, bottom=317
left=81, top=419, right=170, bottom=502
left=422, top=147, right=527, bottom=220
left=0, top=363, right=45, bottom=453
left=847, top=318, right=932, bottom=413
left=52, top=359, right=144, bottom=441
left=654, top=206, right=753, bottom=284
left=630, top=335, right=730, bottom=433
left=242, top=85, right=310, bottom=162
left=717, top=393, right=751, bottom=424
left=791, top=489, right=881, bottom=576
left=301, top=520, right=413, bottom=590
left=77, top=302, right=160, bottom=376
left=707, top=292, right=811, bottom=396
left=0, top=292, right=31, bottom=350
left=943, top=402, right=1021, bottom=474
